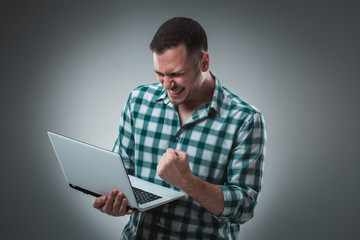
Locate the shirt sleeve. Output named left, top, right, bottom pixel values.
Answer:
left=112, top=93, right=136, bottom=175
left=216, top=112, right=266, bottom=224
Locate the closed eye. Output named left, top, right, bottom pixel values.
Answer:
left=169, top=73, right=182, bottom=78
left=155, top=71, right=164, bottom=77
left=154, top=70, right=187, bottom=79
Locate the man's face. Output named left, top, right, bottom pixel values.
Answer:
left=153, top=44, right=204, bottom=106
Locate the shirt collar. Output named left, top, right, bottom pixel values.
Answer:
left=156, top=71, right=224, bottom=116
left=156, top=86, right=169, bottom=104
left=208, top=72, right=224, bottom=117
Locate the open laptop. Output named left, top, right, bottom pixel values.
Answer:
left=47, top=131, right=185, bottom=212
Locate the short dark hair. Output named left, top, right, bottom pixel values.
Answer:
left=150, top=17, right=208, bottom=58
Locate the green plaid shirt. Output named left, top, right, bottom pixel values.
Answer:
left=113, top=73, right=266, bottom=239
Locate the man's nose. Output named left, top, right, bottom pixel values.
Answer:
left=163, top=75, right=173, bottom=89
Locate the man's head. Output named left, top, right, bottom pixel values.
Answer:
left=150, top=17, right=213, bottom=108
left=150, top=17, right=208, bottom=61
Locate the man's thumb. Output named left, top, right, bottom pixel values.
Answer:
left=174, top=149, right=188, bottom=159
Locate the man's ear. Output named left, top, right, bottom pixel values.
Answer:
left=201, top=52, right=210, bottom=72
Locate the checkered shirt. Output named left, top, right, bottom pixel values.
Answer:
left=113, top=74, right=266, bottom=239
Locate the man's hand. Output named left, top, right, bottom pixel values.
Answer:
left=157, top=148, right=193, bottom=189
left=92, top=189, right=134, bottom=216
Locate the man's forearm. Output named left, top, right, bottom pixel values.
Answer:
left=180, top=174, right=224, bottom=216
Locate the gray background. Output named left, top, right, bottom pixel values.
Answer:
left=2, top=0, right=359, bottom=239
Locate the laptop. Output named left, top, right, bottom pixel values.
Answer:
left=47, top=131, right=185, bottom=212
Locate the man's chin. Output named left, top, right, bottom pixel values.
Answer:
left=169, top=98, right=182, bottom=106
left=168, top=92, right=186, bottom=105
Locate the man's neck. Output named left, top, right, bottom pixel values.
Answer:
left=177, top=72, right=215, bottom=125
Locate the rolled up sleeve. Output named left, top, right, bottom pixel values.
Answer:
left=216, top=112, right=266, bottom=224
left=113, top=93, right=136, bottom=175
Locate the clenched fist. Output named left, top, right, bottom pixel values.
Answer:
left=157, top=148, right=193, bottom=189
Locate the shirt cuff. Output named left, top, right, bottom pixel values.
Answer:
left=215, top=185, right=244, bottom=222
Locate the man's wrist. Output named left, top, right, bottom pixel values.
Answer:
left=179, top=173, right=198, bottom=193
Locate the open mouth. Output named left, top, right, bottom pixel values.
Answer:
left=169, top=88, right=185, bottom=96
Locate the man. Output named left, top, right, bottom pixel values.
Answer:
left=93, top=17, right=266, bottom=239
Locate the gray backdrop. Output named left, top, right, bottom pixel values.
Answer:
left=2, top=0, right=359, bottom=239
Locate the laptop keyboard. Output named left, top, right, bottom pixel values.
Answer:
left=132, top=187, right=162, bottom=204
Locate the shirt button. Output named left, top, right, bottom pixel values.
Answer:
left=175, top=136, right=180, bottom=141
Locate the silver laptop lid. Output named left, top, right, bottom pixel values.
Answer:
left=47, top=131, right=139, bottom=208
